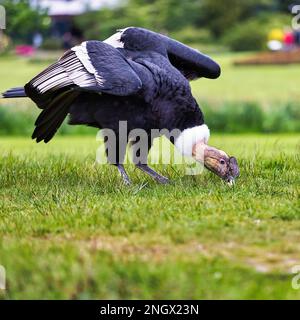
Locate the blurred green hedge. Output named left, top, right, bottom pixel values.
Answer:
left=204, top=102, right=300, bottom=133
left=0, top=101, right=299, bottom=136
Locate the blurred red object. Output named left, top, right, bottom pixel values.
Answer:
left=15, top=45, right=36, bottom=57
left=283, top=32, right=295, bottom=46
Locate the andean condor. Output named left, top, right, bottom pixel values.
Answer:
left=2, top=27, right=239, bottom=185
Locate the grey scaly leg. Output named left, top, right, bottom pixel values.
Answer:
left=135, top=163, right=169, bottom=184
left=116, top=164, right=131, bottom=185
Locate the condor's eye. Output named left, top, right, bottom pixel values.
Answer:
left=220, top=159, right=226, bottom=165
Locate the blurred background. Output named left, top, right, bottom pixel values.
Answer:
left=0, top=0, right=299, bottom=136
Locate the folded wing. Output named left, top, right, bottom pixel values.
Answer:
left=26, top=41, right=142, bottom=143
left=25, top=40, right=142, bottom=109
left=104, top=27, right=221, bottom=81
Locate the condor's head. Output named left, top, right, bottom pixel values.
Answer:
left=175, top=124, right=240, bottom=185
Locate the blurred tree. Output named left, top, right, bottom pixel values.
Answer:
left=74, top=0, right=292, bottom=51
left=0, top=0, right=49, bottom=43
left=222, top=18, right=267, bottom=51
left=198, top=0, right=274, bottom=38
left=75, top=0, right=202, bottom=40
left=276, top=0, right=300, bottom=12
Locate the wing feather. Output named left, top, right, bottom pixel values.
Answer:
left=25, top=41, right=142, bottom=109
left=105, top=27, right=221, bottom=80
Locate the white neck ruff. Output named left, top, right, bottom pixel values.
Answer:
left=175, top=124, right=210, bottom=157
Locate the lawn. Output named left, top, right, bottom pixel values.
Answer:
left=1, top=53, right=300, bottom=105
left=0, top=52, right=299, bottom=299
left=0, top=134, right=299, bottom=299
left=192, top=52, right=300, bottom=104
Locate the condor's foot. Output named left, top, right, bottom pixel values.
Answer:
left=135, top=164, right=169, bottom=184
left=116, top=164, right=132, bottom=185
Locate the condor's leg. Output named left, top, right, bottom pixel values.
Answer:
left=136, top=164, right=169, bottom=184
left=130, top=136, right=169, bottom=184
left=116, top=163, right=131, bottom=185
left=104, top=135, right=131, bottom=185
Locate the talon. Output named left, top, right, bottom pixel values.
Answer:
left=123, top=177, right=132, bottom=186
left=116, top=164, right=131, bottom=186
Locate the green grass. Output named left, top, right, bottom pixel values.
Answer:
left=192, top=52, right=300, bottom=104
left=0, top=56, right=51, bottom=94
left=1, top=53, right=300, bottom=105
left=0, top=52, right=299, bottom=299
left=0, top=134, right=299, bottom=299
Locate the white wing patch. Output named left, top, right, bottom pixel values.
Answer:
left=31, top=64, right=73, bottom=94
left=60, top=50, right=95, bottom=88
left=71, top=42, right=105, bottom=86
left=103, top=27, right=131, bottom=48
left=104, top=31, right=124, bottom=48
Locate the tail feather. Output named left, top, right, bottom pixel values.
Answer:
left=32, top=90, right=79, bottom=143
left=33, top=104, right=70, bottom=143
left=2, top=87, right=27, bottom=98
left=34, top=91, right=71, bottom=126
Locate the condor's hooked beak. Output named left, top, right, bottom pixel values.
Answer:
left=192, top=141, right=240, bottom=185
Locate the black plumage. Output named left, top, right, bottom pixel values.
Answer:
left=2, top=27, right=232, bottom=185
